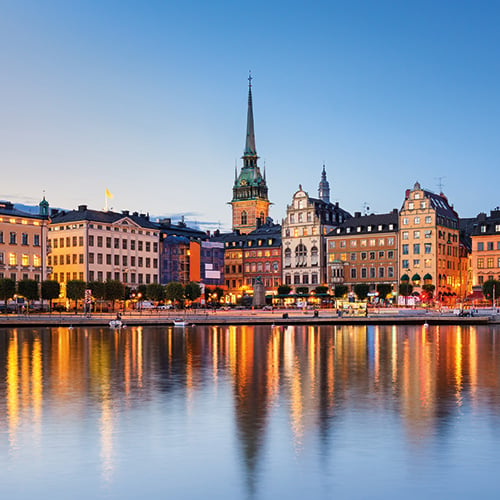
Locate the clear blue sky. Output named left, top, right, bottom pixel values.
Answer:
left=1, top=0, right=499, bottom=231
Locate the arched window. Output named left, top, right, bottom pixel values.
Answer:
left=259, top=212, right=265, bottom=225
left=241, top=211, right=247, bottom=225
left=284, top=248, right=292, bottom=268
left=311, top=246, right=318, bottom=266
left=295, top=244, right=307, bottom=267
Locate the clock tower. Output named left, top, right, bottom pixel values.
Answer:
left=230, top=75, right=270, bottom=234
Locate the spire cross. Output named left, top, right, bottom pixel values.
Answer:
left=248, top=71, right=252, bottom=88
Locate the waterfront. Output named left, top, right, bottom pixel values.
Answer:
left=1, top=324, right=500, bottom=499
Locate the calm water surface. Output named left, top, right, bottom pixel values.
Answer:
left=1, top=324, right=500, bottom=499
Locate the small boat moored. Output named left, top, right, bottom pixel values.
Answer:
left=173, top=319, right=189, bottom=327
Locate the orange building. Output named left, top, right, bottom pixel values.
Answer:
left=470, top=209, right=500, bottom=288
left=399, top=182, right=461, bottom=303
left=0, top=199, right=50, bottom=283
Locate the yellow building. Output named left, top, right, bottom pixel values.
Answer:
left=47, top=205, right=159, bottom=296
left=399, top=182, right=461, bottom=303
left=0, top=199, right=49, bottom=282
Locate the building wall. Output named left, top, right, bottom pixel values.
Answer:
left=48, top=214, right=159, bottom=296
left=327, top=228, right=398, bottom=294
left=281, top=189, right=334, bottom=288
left=0, top=207, right=48, bottom=283
left=231, top=198, right=270, bottom=234
left=399, top=184, right=460, bottom=299
left=470, top=213, right=500, bottom=288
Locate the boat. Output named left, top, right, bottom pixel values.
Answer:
left=173, top=319, right=189, bottom=327
left=109, top=319, right=125, bottom=329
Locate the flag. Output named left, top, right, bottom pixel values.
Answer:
left=105, top=188, right=113, bottom=199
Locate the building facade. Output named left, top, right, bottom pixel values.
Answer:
left=48, top=206, right=159, bottom=295
left=469, top=209, right=500, bottom=288
left=399, top=182, right=461, bottom=302
left=281, top=170, right=351, bottom=290
left=230, top=76, right=270, bottom=234
left=326, top=210, right=399, bottom=296
left=0, top=199, right=50, bottom=283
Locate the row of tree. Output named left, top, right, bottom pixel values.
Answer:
left=276, top=284, right=394, bottom=301
left=0, top=278, right=61, bottom=312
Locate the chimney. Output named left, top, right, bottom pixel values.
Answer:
left=405, top=189, right=410, bottom=199
left=354, top=212, right=361, bottom=218
left=122, top=210, right=129, bottom=216
left=78, top=205, right=87, bottom=212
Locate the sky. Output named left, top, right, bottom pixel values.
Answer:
left=1, top=0, right=499, bottom=231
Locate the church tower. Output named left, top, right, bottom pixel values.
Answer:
left=230, top=75, right=270, bottom=234
left=318, top=165, right=330, bottom=203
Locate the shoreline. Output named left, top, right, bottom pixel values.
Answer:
left=0, top=309, right=498, bottom=327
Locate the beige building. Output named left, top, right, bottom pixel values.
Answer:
left=48, top=205, right=159, bottom=295
left=399, top=182, right=461, bottom=302
left=0, top=199, right=50, bottom=283
left=281, top=170, right=351, bottom=289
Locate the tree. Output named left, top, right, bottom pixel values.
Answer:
left=313, top=285, right=329, bottom=295
left=296, top=286, right=309, bottom=295
left=105, top=280, right=125, bottom=311
left=334, top=285, right=348, bottom=298
left=165, top=282, right=184, bottom=307
left=0, top=278, right=16, bottom=312
left=146, top=283, right=165, bottom=302
left=18, top=279, right=39, bottom=312
left=354, top=283, right=370, bottom=301
left=277, top=284, right=291, bottom=295
left=421, top=284, right=435, bottom=302
left=88, top=281, right=106, bottom=300
left=376, top=284, right=393, bottom=301
left=482, top=279, right=500, bottom=304
left=184, top=282, right=201, bottom=304
left=66, top=280, right=86, bottom=312
left=42, top=280, right=60, bottom=312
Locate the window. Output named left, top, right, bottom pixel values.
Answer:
left=361, top=268, right=367, bottom=278
left=361, top=252, right=367, bottom=260
left=114, top=255, right=119, bottom=265
left=425, top=230, right=432, bottom=238
left=350, top=253, right=356, bottom=261
left=402, top=231, right=409, bottom=240
left=22, top=254, right=29, bottom=266
left=487, top=258, right=494, bottom=268
left=403, top=218, right=408, bottom=225
left=402, top=259, right=409, bottom=268
left=88, top=235, right=94, bottom=246
left=478, top=242, right=484, bottom=251
left=22, top=233, right=28, bottom=245
left=425, top=216, right=431, bottom=224
left=402, top=244, right=409, bottom=255
left=10, top=232, right=16, bottom=244
left=295, top=244, right=307, bottom=267
left=387, top=250, right=394, bottom=259
left=369, top=251, right=375, bottom=260
left=369, top=268, right=376, bottom=278
left=414, top=231, right=420, bottom=239
left=284, top=248, right=291, bottom=267
left=241, top=211, right=247, bottom=225
left=388, top=267, right=394, bottom=278
left=481, top=225, right=487, bottom=233
left=414, top=217, right=420, bottom=224
left=378, top=251, right=385, bottom=259
left=302, top=274, right=309, bottom=284
left=378, top=267, right=385, bottom=278
left=311, top=273, right=318, bottom=284
left=424, top=243, right=432, bottom=254
left=34, top=234, right=40, bottom=246
left=89, top=253, right=94, bottom=264
left=0, top=232, right=3, bottom=244
left=408, top=202, right=414, bottom=209
left=294, top=274, right=300, bottom=284
left=413, top=244, right=420, bottom=254
left=311, top=246, right=318, bottom=266
left=97, top=236, right=103, bottom=247
left=487, top=242, right=494, bottom=251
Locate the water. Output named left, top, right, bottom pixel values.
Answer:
left=1, top=324, right=500, bottom=499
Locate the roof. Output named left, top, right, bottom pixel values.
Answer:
left=469, top=210, right=500, bottom=236
left=50, top=205, right=158, bottom=229
left=327, top=210, right=398, bottom=236
left=211, top=221, right=282, bottom=248
left=0, top=200, right=45, bottom=220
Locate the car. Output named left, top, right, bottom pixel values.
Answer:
left=262, top=305, right=273, bottom=311
left=158, top=304, right=173, bottom=310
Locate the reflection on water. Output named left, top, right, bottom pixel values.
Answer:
left=1, top=324, right=500, bottom=499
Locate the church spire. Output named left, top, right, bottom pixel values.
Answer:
left=318, top=164, right=330, bottom=203
left=243, top=71, right=257, bottom=159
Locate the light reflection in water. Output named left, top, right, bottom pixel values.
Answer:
left=1, top=324, right=500, bottom=500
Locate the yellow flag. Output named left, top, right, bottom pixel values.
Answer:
left=105, top=188, right=113, bottom=199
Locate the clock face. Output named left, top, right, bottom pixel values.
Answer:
left=240, top=179, right=247, bottom=186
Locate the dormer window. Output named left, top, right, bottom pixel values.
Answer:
left=481, top=225, right=487, bottom=233
left=367, top=226, right=372, bottom=232
left=346, top=227, right=351, bottom=233
left=357, top=227, right=361, bottom=232
left=408, top=202, right=414, bottom=209
left=336, top=228, right=341, bottom=234
left=378, top=225, right=383, bottom=231
left=415, top=193, right=421, bottom=199
left=389, top=224, right=394, bottom=230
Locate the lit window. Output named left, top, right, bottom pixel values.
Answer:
left=34, top=255, right=41, bottom=267
left=22, top=254, right=29, bottom=266
left=9, top=253, right=16, bottom=265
